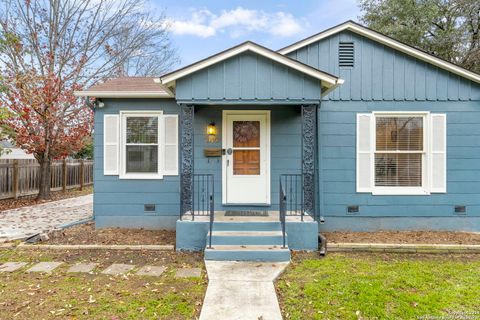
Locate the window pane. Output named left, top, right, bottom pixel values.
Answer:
left=233, top=150, right=260, bottom=175
left=233, top=121, right=260, bottom=147
left=126, top=145, right=158, bottom=173
left=375, top=153, right=422, bottom=187
left=126, top=117, right=158, bottom=144
left=376, top=117, right=423, bottom=151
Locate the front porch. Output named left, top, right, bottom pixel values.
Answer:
left=157, top=42, right=342, bottom=259
left=175, top=103, right=321, bottom=259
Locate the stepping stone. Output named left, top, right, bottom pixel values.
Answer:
left=26, top=262, right=63, bottom=273
left=136, top=265, right=166, bottom=277
left=101, top=264, right=135, bottom=275
left=175, top=268, right=202, bottom=278
left=0, top=262, right=27, bottom=272
left=67, top=263, right=97, bottom=273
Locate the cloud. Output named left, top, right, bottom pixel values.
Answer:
left=269, top=12, right=304, bottom=37
left=166, top=7, right=305, bottom=38
left=164, top=9, right=216, bottom=38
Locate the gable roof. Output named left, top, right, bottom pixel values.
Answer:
left=74, top=77, right=173, bottom=98
left=160, top=41, right=344, bottom=94
left=278, top=20, right=480, bottom=85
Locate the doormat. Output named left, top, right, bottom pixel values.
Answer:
left=224, top=210, right=268, bottom=217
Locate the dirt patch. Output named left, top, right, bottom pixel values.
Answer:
left=0, top=186, right=93, bottom=211
left=45, top=221, right=176, bottom=245
left=323, top=231, right=480, bottom=245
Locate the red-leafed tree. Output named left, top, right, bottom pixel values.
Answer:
left=0, top=0, right=178, bottom=200
left=1, top=71, right=92, bottom=199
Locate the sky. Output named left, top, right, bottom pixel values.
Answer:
left=149, top=0, right=362, bottom=68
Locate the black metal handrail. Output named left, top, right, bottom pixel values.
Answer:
left=192, top=173, right=214, bottom=248
left=208, top=193, right=214, bottom=249
left=192, top=174, right=214, bottom=220
left=279, top=179, right=287, bottom=248
left=279, top=174, right=305, bottom=221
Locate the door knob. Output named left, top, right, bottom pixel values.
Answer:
left=226, top=148, right=233, bottom=155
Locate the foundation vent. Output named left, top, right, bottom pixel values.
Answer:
left=144, top=204, right=156, bottom=212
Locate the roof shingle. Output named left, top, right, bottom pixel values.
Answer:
left=86, top=77, right=169, bottom=93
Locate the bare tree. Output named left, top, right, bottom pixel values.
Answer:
left=110, top=19, right=179, bottom=76
left=0, top=0, right=178, bottom=200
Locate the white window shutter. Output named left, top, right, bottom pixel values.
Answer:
left=164, top=114, right=179, bottom=175
left=430, top=114, right=447, bottom=193
left=357, top=113, right=373, bottom=192
left=104, top=114, right=119, bottom=175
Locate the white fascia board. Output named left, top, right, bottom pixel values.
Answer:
left=279, top=22, right=480, bottom=84
left=160, top=42, right=342, bottom=87
left=74, top=91, right=173, bottom=98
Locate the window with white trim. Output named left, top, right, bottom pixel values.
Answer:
left=375, top=116, right=424, bottom=188
left=125, top=115, right=160, bottom=175
left=356, top=112, right=446, bottom=195
left=103, top=111, right=178, bottom=179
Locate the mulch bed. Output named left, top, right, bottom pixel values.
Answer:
left=0, top=186, right=93, bottom=212
left=323, top=231, right=480, bottom=245
left=0, top=246, right=201, bottom=267
left=45, top=221, right=176, bottom=245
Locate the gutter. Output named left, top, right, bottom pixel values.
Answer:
left=74, top=91, right=173, bottom=98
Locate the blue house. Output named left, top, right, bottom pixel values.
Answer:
left=76, top=21, right=480, bottom=261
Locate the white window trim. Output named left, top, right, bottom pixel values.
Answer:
left=119, top=111, right=164, bottom=180
left=371, top=111, right=430, bottom=196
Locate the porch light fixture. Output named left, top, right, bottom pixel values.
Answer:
left=207, top=122, right=217, bottom=143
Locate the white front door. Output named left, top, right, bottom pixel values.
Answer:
left=223, top=111, right=270, bottom=205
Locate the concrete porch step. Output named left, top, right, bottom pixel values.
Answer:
left=204, top=245, right=291, bottom=262
left=207, top=230, right=287, bottom=246
left=212, top=221, right=282, bottom=232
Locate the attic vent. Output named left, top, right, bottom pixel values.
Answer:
left=339, top=42, right=354, bottom=68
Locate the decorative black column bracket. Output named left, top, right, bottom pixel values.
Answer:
left=180, top=104, right=194, bottom=219
left=302, top=104, right=318, bottom=218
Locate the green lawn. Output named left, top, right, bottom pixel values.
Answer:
left=277, top=252, right=480, bottom=320
left=0, top=249, right=206, bottom=319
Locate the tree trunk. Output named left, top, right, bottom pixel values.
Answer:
left=37, top=157, right=52, bottom=200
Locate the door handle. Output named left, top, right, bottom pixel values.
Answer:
left=226, top=148, right=233, bottom=155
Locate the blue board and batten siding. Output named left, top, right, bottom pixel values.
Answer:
left=176, top=51, right=322, bottom=104
left=94, top=99, right=180, bottom=229
left=287, top=30, right=480, bottom=101
left=286, top=30, right=480, bottom=231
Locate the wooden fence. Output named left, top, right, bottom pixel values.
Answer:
left=0, top=159, right=93, bottom=200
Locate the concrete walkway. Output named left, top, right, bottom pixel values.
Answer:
left=200, top=261, right=289, bottom=320
left=0, top=194, right=93, bottom=242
